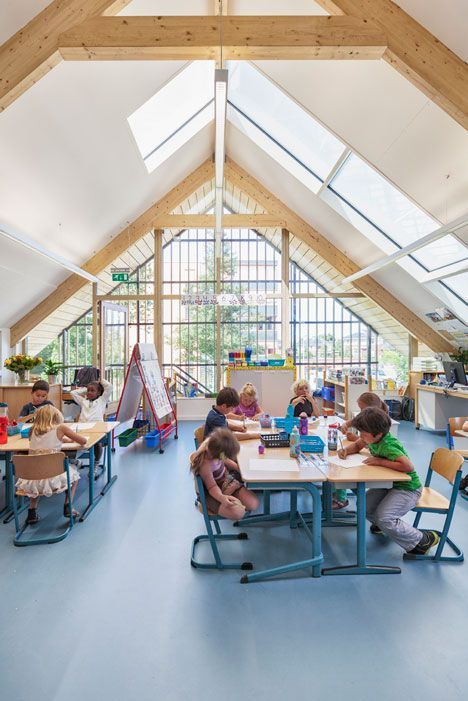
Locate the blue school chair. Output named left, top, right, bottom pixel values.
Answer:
left=191, top=474, right=253, bottom=571
left=404, top=448, right=464, bottom=562
left=12, top=453, right=76, bottom=547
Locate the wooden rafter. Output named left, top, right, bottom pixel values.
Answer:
left=153, top=214, right=285, bottom=228
left=57, top=16, right=387, bottom=62
left=314, top=0, right=468, bottom=130
left=0, top=1, right=132, bottom=113
left=10, top=159, right=214, bottom=346
left=224, top=158, right=453, bottom=353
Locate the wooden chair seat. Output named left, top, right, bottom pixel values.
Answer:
left=416, top=487, right=449, bottom=511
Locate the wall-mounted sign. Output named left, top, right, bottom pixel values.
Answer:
left=111, top=267, right=130, bottom=282
left=182, top=292, right=267, bottom=306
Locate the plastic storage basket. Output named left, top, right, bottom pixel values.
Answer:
left=299, top=435, right=325, bottom=453
left=20, top=424, right=32, bottom=438
left=144, top=430, right=160, bottom=448
left=7, top=423, right=22, bottom=436
left=268, top=359, right=285, bottom=367
left=274, top=417, right=300, bottom=431
left=133, top=419, right=150, bottom=438
left=117, top=428, right=138, bottom=447
left=260, top=432, right=290, bottom=448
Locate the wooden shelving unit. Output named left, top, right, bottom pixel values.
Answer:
left=321, top=373, right=367, bottom=420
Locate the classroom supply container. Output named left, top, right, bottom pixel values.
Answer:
left=327, top=427, right=338, bottom=451
left=268, top=359, right=285, bottom=367
left=299, top=435, right=325, bottom=453
left=260, top=432, right=290, bottom=448
left=0, top=416, right=7, bottom=444
left=274, top=417, right=300, bottom=432
left=0, top=402, right=8, bottom=418
left=289, top=426, right=300, bottom=457
left=259, top=415, right=272, bottom=429
left=117, top=428, right=138, bottom=447
left=20, top=424, right=32, bottom=438
left=299, top=414, right=308, bottom=435
left=7, top=423, right=22, bottom=436
left=321, top=386, right=335, bottom=402
left=258, top=444, right=265, bottom=455
left=144, top=430, right=160, bottom=448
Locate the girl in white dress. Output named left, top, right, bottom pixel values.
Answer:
left=16, top=405, right=87, bottom=525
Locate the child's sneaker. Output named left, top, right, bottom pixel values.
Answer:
left=370, top=523, right=383, bottom=535
left=25, top=508, right=39, bottom=525
left=407, top=530, right=440, bottom=555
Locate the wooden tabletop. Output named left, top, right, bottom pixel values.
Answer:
left=238, top=426, right=411, bottom=485
left=455, top=429, right=468, bottom=438
left=238, top=440, right=326, bottom=483
left=417, top=385, right=468, bottom=399
left=1, top=432, right=104, bottom=452
left=68, top=421, right=119, bottom=434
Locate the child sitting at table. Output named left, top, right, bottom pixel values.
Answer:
left=71, top=378, right=113, bottom=465
left=19, top=380, right=54, bottom=422
left=289, top=379, right=321, bottom=418
left=16, top=405, right=87, bottom=525
left=337, top=407, right=439, bottom=555
left=339, top=392, right=389, bottom=441
left=190, top=428, right=259, bottom=520
left=228, top=382, right=263, bottom=421
left=204, top=387, right=260, bottom=441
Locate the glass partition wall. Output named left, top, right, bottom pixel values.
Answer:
left=42, top=227, right=383, bottom=393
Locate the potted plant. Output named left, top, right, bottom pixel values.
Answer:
left=3, top=354, right=42, bottom=384
left=43, top=359, right=64, bottom=384
left=450, top=348, right=468, bottom=369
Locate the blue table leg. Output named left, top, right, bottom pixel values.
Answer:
left=80, top=444, right=101, bottom=521
left=240, top=482, right=323, bottom=583
left=101, top=432, right=117, bottom=496
left=2, top=452, right=28, bottom=524
left=322, top=482, right=401, bottom=576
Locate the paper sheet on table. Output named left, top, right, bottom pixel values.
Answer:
left=249, top=458, right=299, bottom=472
left=68, top=422, right=96, bottom=431
left=327, top=453, right=367, bottom=469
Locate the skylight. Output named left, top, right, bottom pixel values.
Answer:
left=228, top=62, right=347, bottom=183
left=128, top=61, right=214, bottom=173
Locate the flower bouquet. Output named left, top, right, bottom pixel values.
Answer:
left=4, top=354, right=42, bottom=384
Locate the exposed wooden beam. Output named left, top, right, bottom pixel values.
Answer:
left=10, top=159, right=214, bottom=345
left=225, top=158, right=453, bottom=353
left=214, top=1, right=228, bottom=15
left=0, top=0, right=132, bottom=113
left=58, top=16, right=387, bottom=62
left=314, top=0, right=468, bottom=130
left=154, top=214, right=285, bottom=228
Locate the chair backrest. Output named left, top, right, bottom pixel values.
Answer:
left=13, top=452, right=67, bottom=480
left=194, top=425, right=205, bottom=449
left=448, top=417, right=468, bottom=437
left=430, top=447, right=464, bottom=484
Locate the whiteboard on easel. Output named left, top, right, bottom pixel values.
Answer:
left=137, top=343, right=172, bottom=419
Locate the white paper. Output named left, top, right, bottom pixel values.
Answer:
left=327, top=453, right=367, bottom=469
left=249, top=458, right=299, bottom=472
left=68, top=422, right=96, bottom=431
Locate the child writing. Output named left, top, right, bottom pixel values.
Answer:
left=337, top=407, right=439, bottom=555
left=19, top=380, right=54, bottom=422
left=228, top=382, right=263, bottom=421
left=71, top=378, right=113, bottom=464
left=16, top=405, right=87, bottom=524
left=339, top=392, right=389, bottom=442
left=190, top=428, right=259, bottom=520
left=289, top=379, right=320, bottom=418
left=204, top=387, right=260, bottom=441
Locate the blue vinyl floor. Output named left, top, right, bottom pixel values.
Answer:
left=1, top=421, right=467, bottom=701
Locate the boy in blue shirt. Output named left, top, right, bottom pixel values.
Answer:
left=204, top=387, right=260, bottom=441
left=338, top=407, right=439, bottom=555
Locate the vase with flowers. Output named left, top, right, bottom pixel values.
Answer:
left=3, top=354, right=42, bottom=384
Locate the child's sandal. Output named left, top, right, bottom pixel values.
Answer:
left=332, top=498, right=349, bottom=510
left=63, top=504, right=80, bottom=519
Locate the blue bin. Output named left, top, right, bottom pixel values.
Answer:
left=144, top=430, right=160, bottom=448
left=299, top=435, right=325, bottom=453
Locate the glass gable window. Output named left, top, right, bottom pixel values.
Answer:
left=128, top=61, right=214, bottom=172
left=228, top=62, right=346, bottom=184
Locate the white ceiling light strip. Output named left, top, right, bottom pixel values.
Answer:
left=0, top=227, right=99, bottom=283
left=420, top=258, right=468, bottom=283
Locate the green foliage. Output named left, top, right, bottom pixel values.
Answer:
left=43, top=359, right=64, bottom=375
left=379, top=348, right=408, bottom=383
left=450, top=347, right=468, bottom=365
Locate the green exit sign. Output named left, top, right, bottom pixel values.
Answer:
left=112, top=272, right=129, bottom=282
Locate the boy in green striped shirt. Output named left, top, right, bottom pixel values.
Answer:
left=338, top=407, right=439, bottom=555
